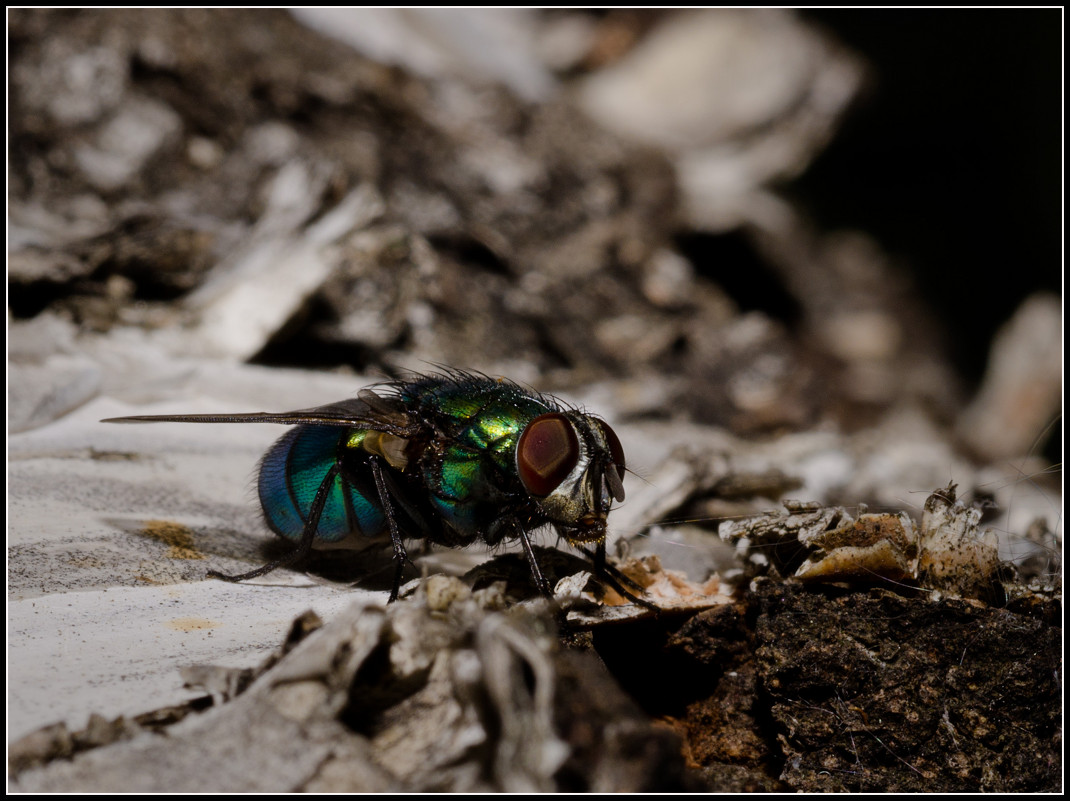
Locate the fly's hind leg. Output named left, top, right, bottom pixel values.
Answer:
left=208, top=464, right=342, bottom=583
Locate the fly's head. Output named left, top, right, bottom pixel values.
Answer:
left=515, top=411, right=626, bottom=545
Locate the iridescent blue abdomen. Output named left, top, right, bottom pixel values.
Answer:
left=258, top=425, right=387, bottom=544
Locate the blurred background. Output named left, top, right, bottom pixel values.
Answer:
left=9, top=8, right=1061, bottom=462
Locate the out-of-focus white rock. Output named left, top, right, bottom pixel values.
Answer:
left=578, top=10, right=814, bottom=150
left=956, top=292, right=1062, bottom=461
left=575, top=9, right=863, bottom=232
left=180, top=176, right=385, bottom=361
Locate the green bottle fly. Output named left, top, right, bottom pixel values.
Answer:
left=103, top=371, right=645, bottom=605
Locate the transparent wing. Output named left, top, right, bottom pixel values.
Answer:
left=101, top=390, right=414, bottom=432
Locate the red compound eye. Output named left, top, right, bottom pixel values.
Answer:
left=517, top=413, right=579, bottom=496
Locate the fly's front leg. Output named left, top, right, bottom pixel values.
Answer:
left=578, top=542, right=660, bottom=614
left=515, top=524, right=554, bottom=598
left=369, top=456, right=414, bottom=602
left=209, top=463, right=341, bottom=583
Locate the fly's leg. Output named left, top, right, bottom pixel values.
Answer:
left=369, top=456, right=414, bottom=602
left=581, top=541, right=646, bottom=592
left=516, top=525, right=554, bottom=598
left=578, top=542, right=661, bottom=614
left=208, top=463, right=342, bottom=583
left=516, top=530, right=658, bottom=611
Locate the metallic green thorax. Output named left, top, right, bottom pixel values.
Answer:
left=393, top=376, right=556, bottom=542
